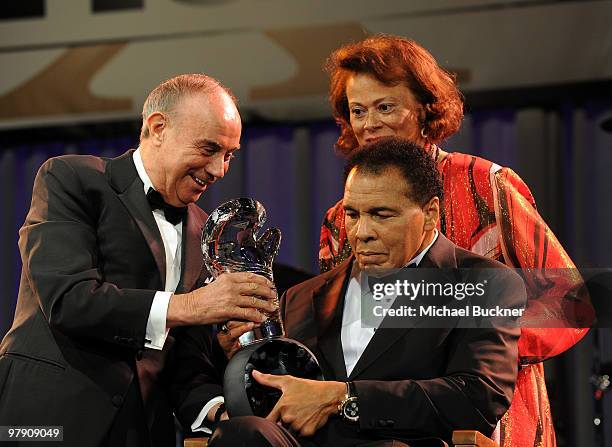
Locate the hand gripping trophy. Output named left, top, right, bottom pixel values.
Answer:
left=202, top=198, right=323, bottom=417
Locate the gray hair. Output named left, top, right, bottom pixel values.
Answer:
left=139, top=73, right=237, bottom=141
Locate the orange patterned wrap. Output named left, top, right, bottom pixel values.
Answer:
left=319, top=150, right=591, bottom=447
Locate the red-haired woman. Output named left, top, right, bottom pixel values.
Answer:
left=319, top=34, right=588, bottom=447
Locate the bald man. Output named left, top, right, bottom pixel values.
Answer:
left=0, top=74, right=276, bottom=447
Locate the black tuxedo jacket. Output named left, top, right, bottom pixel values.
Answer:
left=281, top=234, right=524, bottom=446
left=0, top=150, right=223, bottom=446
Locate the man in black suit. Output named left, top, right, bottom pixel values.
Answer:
left=210, top=137, right=524, bottom=446
left=0, top=74, right=277, bottom=446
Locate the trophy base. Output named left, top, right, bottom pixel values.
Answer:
left=238, top=319, right=284, bottom=346
left=223, top=338, right=324, bottom=418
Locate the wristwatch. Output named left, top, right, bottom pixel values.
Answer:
left=338, top=381, right=359, bottom=422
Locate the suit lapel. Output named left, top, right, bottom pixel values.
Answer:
left=175, top=204, right=206, bottom=293
left=348, top=329, right=411, bottom=380
left=313, top=258, right=352, bottom=381
left=106, top=150, right=166, bottom=287
left=418, top=233, right=458, bottom=270
left=349, top=233, right=458, bottom=379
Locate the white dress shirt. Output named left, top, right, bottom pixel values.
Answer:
left=341, top=229, right=439, bottom=376
left=133, top=149, right=182, bottom=351
left=134, top=150, right=221, bottom=434
left=134, top=150, right=220, bottom=433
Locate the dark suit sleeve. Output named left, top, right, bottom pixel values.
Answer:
left=19, top=157, right=155, bottom=349
left=167, top=325, right=227, bottom=431
left=355, top=268, right=525, bottom=439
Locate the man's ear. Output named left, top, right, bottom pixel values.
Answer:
left=422, top=196, right=440, bottom=231
left=145, top=112, right=167, bottom=145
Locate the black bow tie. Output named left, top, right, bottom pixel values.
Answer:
left=146, top=188, right=187, bottom=225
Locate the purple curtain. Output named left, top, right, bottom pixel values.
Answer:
left=1, top=103, right=612, bottom=445
left=3, top=106, right=612, bottom=337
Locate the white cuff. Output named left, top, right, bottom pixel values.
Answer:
left=144, top=291, right=172, bottom=350
left=191, top=396, right=225, bottom=434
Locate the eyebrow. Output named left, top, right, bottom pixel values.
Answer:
left=195, top=139, right=221, bottom=150
left=349, top=97, right=398, bottom=106
left=368, top=206, right=396, bottom=214
left=343, top=204, right=396, bottom=214
left=195, top=139, right=240, bottom=152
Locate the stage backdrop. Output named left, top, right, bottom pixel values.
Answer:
left=2, top=102, right=612, bottom=336
left=1, top=101, right=612, bottom=447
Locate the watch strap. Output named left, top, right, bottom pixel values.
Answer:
left=346, top=381, right=357, bottom=398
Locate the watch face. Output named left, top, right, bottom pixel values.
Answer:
left=343, top=397, right=359, bottom=421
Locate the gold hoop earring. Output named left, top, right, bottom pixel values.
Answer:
left=420, top=127, right=428, bottom=139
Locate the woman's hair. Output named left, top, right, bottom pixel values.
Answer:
left=326, top=34, right=464, bottom=155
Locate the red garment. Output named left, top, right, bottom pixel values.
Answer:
left=319, top=151, right=590, bottom=447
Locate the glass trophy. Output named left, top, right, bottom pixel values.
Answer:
left=202, top=198, right=323, bottom=417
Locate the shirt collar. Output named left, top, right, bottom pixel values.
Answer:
left=133, top=147, right=154, bottom=195
left=406, top=228, right=438, bottom=267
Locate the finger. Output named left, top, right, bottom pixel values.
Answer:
left=266, top=403, right=281, bottom=422
left=316, top=417, right=327, bottom=431
left=236, top=295, right=277, bottom=313
left=291, top=420, right=304, bottom=433
left=237, top=283, right=277, bottom=301
left=225, top=320, right=255, bottom=330
left=300, top=426, right=315, bottom=437
left=230, top=272, right=275, bottom=288
left=228, top=322, right=255, bottom=339
left=228, top=307, right=266, bottom=324
left=252, top=370, right=284, bottom=389
left=221, top=321, right=256, bottom=335
left=217, top=328, right=238, bottom=343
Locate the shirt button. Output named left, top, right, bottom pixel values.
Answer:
left=112, top=395, right=123, bottom=407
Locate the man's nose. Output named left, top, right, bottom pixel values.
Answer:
left=206, top=153, right=226, bottom=181
left=355, top=218, right=375, bottom=240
